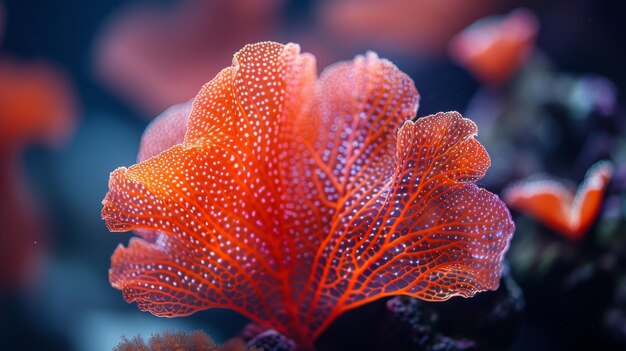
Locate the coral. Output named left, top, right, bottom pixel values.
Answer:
left=0, top=59, right=76, bottom=149
left=317, top=0, right=503, bottom=56
left=93, top=0, right=285, bottom=115
left=449, top=8, right=539, bottom=86
left=113, top=330, right=250, bottom=351
left=0, top=59, right=77, bottom=290
left=102, top=42, right=514, bottom=349
left=504, top=160, right=613, bottom=240
left=137, top=100, right=193, bottom=163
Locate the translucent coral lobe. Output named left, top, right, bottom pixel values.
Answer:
left=136, top=99, right=192, bottom=162
left=102, top=42, right=514, bottom=347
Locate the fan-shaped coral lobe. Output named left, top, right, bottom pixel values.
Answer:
left=102, top=42, right=514, bottom=347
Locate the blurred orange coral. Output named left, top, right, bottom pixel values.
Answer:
left=93, top=0, right=285, bottom=116
left=317, top=0, right=504, bottom=56
left=0, top=58, right=77, bottom=290
left=449, top=8, right=539, bottom=86
left=503, top=161, right=613, bottom=240
left=0, top=60, right=76, bottom=148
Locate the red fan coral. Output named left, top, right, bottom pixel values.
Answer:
left=503, top=161, right=613, bottom=240
left=449, top=8, right=539, bottom=86
left=102, top=42, right=514, bottom=348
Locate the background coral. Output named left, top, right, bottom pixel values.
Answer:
left=113, top=331, right=255, bottom=351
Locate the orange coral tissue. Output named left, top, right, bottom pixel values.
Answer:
left=449, top=8, right=539, bottom=86
left=102, top=42, right=514, bottom=348
left=503, top=161, right=613, bottom=240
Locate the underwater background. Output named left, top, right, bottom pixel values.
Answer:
left=1, top=0, right=626, bottom=350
